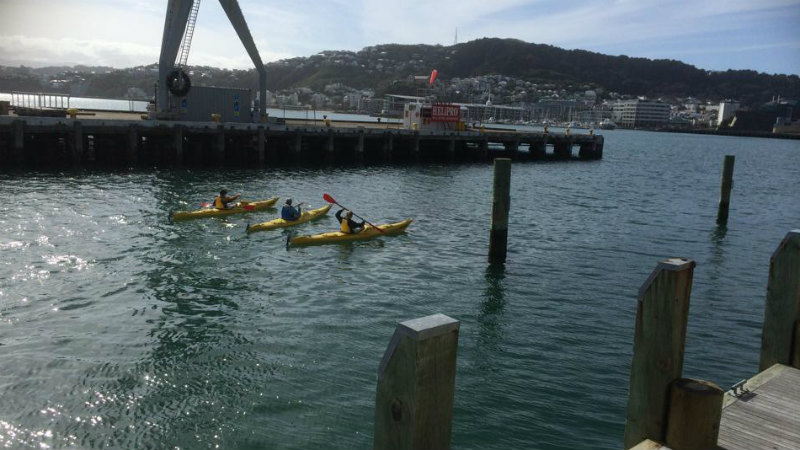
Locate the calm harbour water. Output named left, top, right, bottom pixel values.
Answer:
left=1, top=129, right=799, bottom=449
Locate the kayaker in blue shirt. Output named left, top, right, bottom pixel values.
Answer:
left=281, top=199, right=302, bottom=221
left=214, top=190, right=240, bottom=209
left=335, top=209, right=364, bottom=234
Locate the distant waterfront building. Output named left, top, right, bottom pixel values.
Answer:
left=717, top=100, right=740, bottom=126
left=612, top=99, right=670, bottom=128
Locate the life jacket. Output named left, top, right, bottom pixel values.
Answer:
left=340, top=218, right=351, bottom=234
left=214, top=196, right=225, bottom=209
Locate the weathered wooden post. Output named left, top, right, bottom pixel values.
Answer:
left=374, top=314, right=459, bottom=450
left=12, top=119, right=24, bottom=164
left=126, top=125, right=138, bottom=165
left=664, top=378, right=723, bottom=450
left=488, top=158, right=511, bottom=263
left=716, top=155, right=735, bottom=226
left=356, top=131, right=365, bottom=163
left=294, top=132, right=303, bottom=155
left=759, top=230, right=800, bottom=371
left=214, top=126, right=225, bottom=164
left=325, top=132, right=335, bottom=163
left=383, top=134, right=394, bottom=162
left=413, top=134, right=420, bottom=161
left=71, top=121, right=83, bottom=163
left=624, top=258, right=695, bottom=449
left=447, top=138, right=456, bottom=162
left=173, top=125, right=184, bottom=164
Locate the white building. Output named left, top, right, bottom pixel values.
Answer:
left=717, top=101, right=740, bottom=126
left=613, top=99, right=670, bottom=128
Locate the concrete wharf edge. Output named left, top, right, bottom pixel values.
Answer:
left=0, top=115, right=603, bottom=167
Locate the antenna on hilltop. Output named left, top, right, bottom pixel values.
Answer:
left=454, top=27, right=458, bottom=45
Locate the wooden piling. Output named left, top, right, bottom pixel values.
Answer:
left=173, top=125, right=184, bottom=163
left=624, top=258, right=695, bottom=449
left=374, top=313, right=460, bottom=450
left=665, top=378, right=723, bottom=450
left=12, top=119, right=24, bottom=163
left=257, top=126, right=265, bottom=164
left=488, top=158, right=511, bottom=263
left=214, top=126, right=225, bottom=164
left=384, top=134, right=394, bottom=162
left=71, top=121, right=83, bottom=163
left=126, top=125, right=138, bottom=165
left=356, top=131, right=365, bottom=163
left=716, top=155, right=735, bottom=225
left=759, top=230, right=800, bottom=371
left=447, top=138, right=456, bottom=161
left=294, top=133, right=303, bottom=155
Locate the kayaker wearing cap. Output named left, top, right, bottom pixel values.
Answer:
left=335, top=209, right=364, bottom=234
left=281, top=198, right=302, bottom=221
left=214, top=190, right=240, bottom=209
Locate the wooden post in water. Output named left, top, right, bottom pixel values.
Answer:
left=374, top=313, right=460, bottom=450
left=716, top=155, right=735, bottom=226
left=759, top=230, right=800, bottom=371
left=624, top=258, right=695, bottom=449
left=488, top=158, right=511, bottom=263
left=665, top=378, right=723, bottom=450
left=447, top=138, right=456, bottom=162
left=325, top=132, right=335, bottom=164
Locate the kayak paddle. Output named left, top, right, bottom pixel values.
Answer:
left=323, top=193, right=384, bottom=233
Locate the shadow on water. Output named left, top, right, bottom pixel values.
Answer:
left=477, top=262, right=507, bottom=360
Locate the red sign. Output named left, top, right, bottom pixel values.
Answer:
left=430, top=104, right=460, bottom=122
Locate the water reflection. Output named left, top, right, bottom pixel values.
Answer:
left=477, top=263, right=507, bottom=358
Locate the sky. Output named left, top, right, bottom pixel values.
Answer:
left=0, top=0, right=799, bottom=75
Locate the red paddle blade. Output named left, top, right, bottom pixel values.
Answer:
left=201, top=203, right=212, bottom=208
left=243, top=205, right=255, bottom=211
left=323, top=193, right=336, bottom=204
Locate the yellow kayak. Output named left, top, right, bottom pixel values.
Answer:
left=171, top=197, right=279, bottom=221
left=246, top=204, right=332, bottom=233
left=289, top=219, right=413, bottom=246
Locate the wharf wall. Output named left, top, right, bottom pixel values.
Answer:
left=0, top=116, right=603, bottom=168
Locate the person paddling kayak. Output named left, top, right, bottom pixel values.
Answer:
left=214, top=190, right=240, bottom=209
left=281, top=199, right=302, bottom=221
left=335, top=209, right=365, bottom=234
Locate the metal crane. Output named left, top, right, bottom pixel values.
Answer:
left=156, top=0, right=267, bottom=120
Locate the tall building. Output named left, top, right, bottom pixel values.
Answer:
left=613, top=99, right=670, bottom=128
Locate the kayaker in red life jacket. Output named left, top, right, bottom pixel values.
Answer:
left=281, top=198, right=302, bottom=221
left=335, top=209, right=364, bottom=234
left=214, top=190, right=240, bottom=209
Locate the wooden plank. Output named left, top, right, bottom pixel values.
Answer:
left=759, top=230, right=800, bottom=371
left=624, top=258, right=695, bottom=449
left=718, top=364, right=800, bottom=450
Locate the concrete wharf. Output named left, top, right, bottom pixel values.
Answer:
left=0, top=113, right=603, bottom=168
